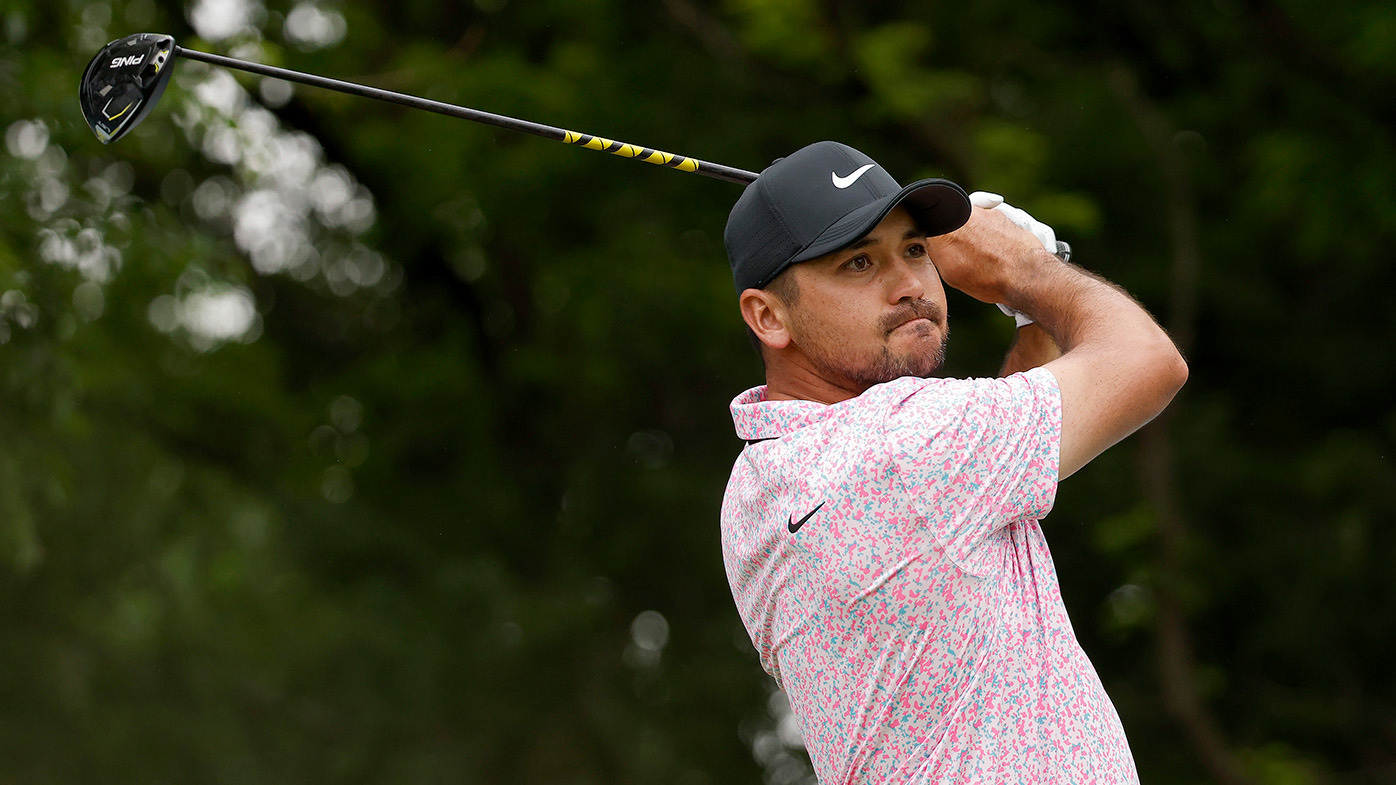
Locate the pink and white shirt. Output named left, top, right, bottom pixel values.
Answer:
left=721, top=368, right=1138, bottom=784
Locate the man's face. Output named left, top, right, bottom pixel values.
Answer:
left=780, top=207, right=950, bottom=391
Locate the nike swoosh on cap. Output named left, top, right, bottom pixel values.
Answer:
left=831, top=164, right=875, bottom=189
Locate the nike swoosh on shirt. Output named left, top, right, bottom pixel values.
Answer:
left=787, top=501, right=826, bottom=533
left=831, top=164, right=875, bottom=189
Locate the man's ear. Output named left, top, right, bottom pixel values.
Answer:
left=739, top=288, right=792, bottom=351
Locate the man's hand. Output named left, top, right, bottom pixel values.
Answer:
left=969, top=192, right=1058, bottom=252
left=967, top=192, right=1060, bottom=327
left=928, top=203, right=1057, bottom=305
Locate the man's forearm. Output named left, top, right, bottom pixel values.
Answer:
left=1005, top=255, right=1155, bottom=354
left=998, top=324, right=1063, bottom=377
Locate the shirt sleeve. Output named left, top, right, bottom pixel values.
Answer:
left=883, top=367, right=1062, bottom=575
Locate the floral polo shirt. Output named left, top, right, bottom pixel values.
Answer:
left=720, top=367, right=1138, bottom=784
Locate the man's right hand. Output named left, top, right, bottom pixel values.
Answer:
left=966, top=192, right=1059, bottom=327
left=927, top=205, right=1058, bottom=306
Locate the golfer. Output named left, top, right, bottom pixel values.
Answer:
left=720, top=141, right=1187, bottom=783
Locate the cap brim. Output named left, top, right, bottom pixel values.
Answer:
left=789, top=178, right=971, bottom=265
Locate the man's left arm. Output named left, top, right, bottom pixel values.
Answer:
left=999, top=323, right=1062, bottom=377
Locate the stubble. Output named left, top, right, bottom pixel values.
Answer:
left=794, top=299, right=949, bottom=392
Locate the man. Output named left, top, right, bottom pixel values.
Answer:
left=719, top=141, right=1187, bottom=783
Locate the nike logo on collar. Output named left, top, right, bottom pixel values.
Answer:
left=788, top=501, right=826, bottom=533
left=831, top=164, right=875, bottom=189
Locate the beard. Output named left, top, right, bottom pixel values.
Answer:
left=791, top=299, right=949, bottom=392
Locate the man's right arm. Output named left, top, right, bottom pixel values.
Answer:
left=930, top=209, right=1188, bottom=480
left=1010, top=255, right=1187, bottom=479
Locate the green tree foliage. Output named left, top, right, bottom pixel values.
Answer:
left=1, top=0, right=1393, bottom=782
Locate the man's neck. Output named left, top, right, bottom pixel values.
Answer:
left=763, top=352, right=862, bottom=404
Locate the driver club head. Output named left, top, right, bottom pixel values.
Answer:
left=79, top=33, right=177, bottom=144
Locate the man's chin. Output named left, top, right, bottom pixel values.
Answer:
left=836, top=340, right=948, bottom=391
left=881, top=328, right=948, bottom=380
left=796, top=325, right=949, bottom=392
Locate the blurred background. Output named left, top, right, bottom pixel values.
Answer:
left=2, top=0, right=1394, bottom=782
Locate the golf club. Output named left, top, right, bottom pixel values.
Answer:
left=80, top=33, right=758, bottom=183
left=79, top=33, right=1071, bottom=259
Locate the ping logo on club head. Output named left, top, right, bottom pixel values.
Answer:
left=110, top=54, right=146, bottom=69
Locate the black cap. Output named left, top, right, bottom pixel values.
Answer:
left=724, top=141, right=971, bottom=292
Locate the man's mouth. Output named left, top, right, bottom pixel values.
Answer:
left=881, top=301, right=943, bottom=335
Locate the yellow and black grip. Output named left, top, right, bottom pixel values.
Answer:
left=562, top=130, right=755, bottom=185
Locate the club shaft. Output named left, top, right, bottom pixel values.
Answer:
left=173, top=46, right=758, bottom=185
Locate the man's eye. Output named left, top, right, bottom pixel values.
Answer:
left=844, top=255, right=871, bottom=272
left=906, top=243, right=927, bottom=258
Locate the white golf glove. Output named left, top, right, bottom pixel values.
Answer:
left=968, top=191, right=1057, bottom=328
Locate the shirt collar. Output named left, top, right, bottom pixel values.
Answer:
left=729, top=385, right=834, bottom=441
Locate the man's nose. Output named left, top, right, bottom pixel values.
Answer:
left=884, top=257, right=925, bottom=303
